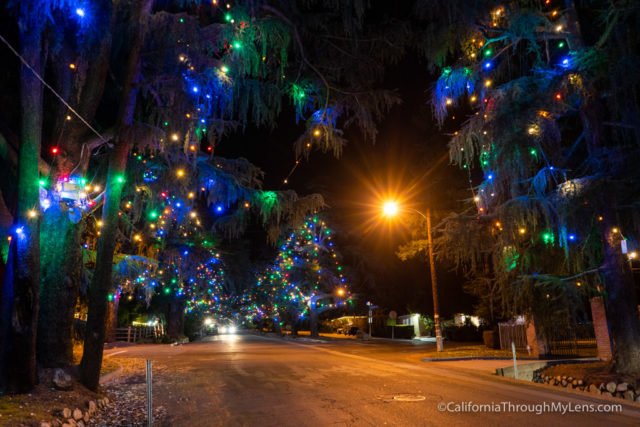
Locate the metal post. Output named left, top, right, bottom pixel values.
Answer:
left=511, top=341, right=518, bottom=379
left=426, top=208, right=443, bottom=352
left=146, top=359, right=153, bottom=427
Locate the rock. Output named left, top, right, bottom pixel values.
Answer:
left=567, top=376, right=573, bottom=382
left=556, top=376, right=562, bottom=382
left=77, top=421, right=85, bottom=427
left=73, top=408, right=82, bottom=421
left=41, top=422, right=51, bottom=427
left=53, top=369, right=73, bottom=391
left=62, top=408, right=72, bottom=419
left=103, top=397, right=110, bottom=406
left=602, top=391, right=613, bottom=397
left=561, top=380, right=568, bottom=387
left=62, top=424, right=72, bottom=427
left=624, top=390, right=635, bottom=401
left=87, top=400, right=97, bottom=415
left=572, top=380, right=578, bottom=386
left=52, top=420, right=62, bottom=427
left=67, top=419, right=77, bottom=427
left=588, top=384, right=600, bottom=394
left=636, top=395, right=640, bottom=403
left=616, top=382, right=628, bottom=392
left=606, top=382, right=617, bottom=393
left=83, top=412, right=90, bottom=423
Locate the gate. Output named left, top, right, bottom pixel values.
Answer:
left=547, top=322, right=597, bottom=358
left=498, top=322, right=527, bottom=350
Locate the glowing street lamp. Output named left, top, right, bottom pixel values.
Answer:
left=382, top=200, right=444, bottom=352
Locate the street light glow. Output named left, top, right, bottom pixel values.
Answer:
left=382, top=201, right=399, bottom=217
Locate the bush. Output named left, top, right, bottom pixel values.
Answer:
left=443, top=324, right=482, bottom=342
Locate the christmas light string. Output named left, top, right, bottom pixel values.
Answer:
left=0, top=33, right=108, bottom=145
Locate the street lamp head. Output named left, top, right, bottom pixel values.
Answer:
left=382, top=200, right=399, bottom=217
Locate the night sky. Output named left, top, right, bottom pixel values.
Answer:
left=218, top=56, right=477, bottom=317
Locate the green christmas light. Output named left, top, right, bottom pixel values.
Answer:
left=116, top=175, right=125, bottom=184
left=149, top=210, right=159, bottom=220
left=233, top=41, right=242, bottom=49
left=224, top=13, right=232, bottom=22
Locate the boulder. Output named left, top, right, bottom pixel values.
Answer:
left=87, top=401, right=97, bottom=415
left=616, top=382, right=628, bottom=392
left=624, top=390, right=635, bottom=401
left=606, top=382, right=617, bottom=393
left=73, top=408, right=82, bottom=421
left=62, top=408, right=72, bottom=419
left=53, top=370, right=73, bottom=391
left=40, top=422, right=51, bottom=427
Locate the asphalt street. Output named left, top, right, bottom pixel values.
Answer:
left=105, top=333, right=640, bottom=426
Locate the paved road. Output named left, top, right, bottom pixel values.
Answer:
left=107, top=333, right=640, bottom=426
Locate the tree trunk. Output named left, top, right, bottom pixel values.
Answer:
left=166, top=299, right=185, bottom=340
left=79, top=140, right=129, bottom=390
left=105, top=296, right=119, bottom=342
left=602, top=225, right=640, bottom=374
left=37, top=206, right=81, bottom=367
left=309, top=304, right=319, bottom=338
left=36, top=0, right=113, bottom=370
left=1, top=13, right=46, bottom=393
left=79, top=0, right=153, bottom=391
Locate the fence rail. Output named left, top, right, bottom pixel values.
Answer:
left=114, top=325, right=164, bottom=343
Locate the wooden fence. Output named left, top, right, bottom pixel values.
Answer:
left=113, top=324, right=165, bottom=343
left=498, top=322, right=528, bottom=350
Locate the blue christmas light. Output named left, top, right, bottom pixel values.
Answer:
left=192, top=86, right=199, bottom=93
left=484, top=61, right=493, bottom=70
left=568, top=234, right=576, bottom=241
left=560, top=57, right=570, bottom=68
left=75, top=8, right=85, bottom=17
left=215, top=204, right=224, bottom=213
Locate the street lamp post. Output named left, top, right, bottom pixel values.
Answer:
left=382, top=201, right=443, bottom=351
left=425, top=208, right=444, bottom=352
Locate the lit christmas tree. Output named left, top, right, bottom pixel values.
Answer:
left=413, top=0, right=640, bottom=373
left=251, top=215, right=353, bottom=337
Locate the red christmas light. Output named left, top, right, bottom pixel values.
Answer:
left=51, top=146, right=59, bottom=155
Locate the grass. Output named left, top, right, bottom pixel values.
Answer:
left=420, top=343, right=533, bottom=359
